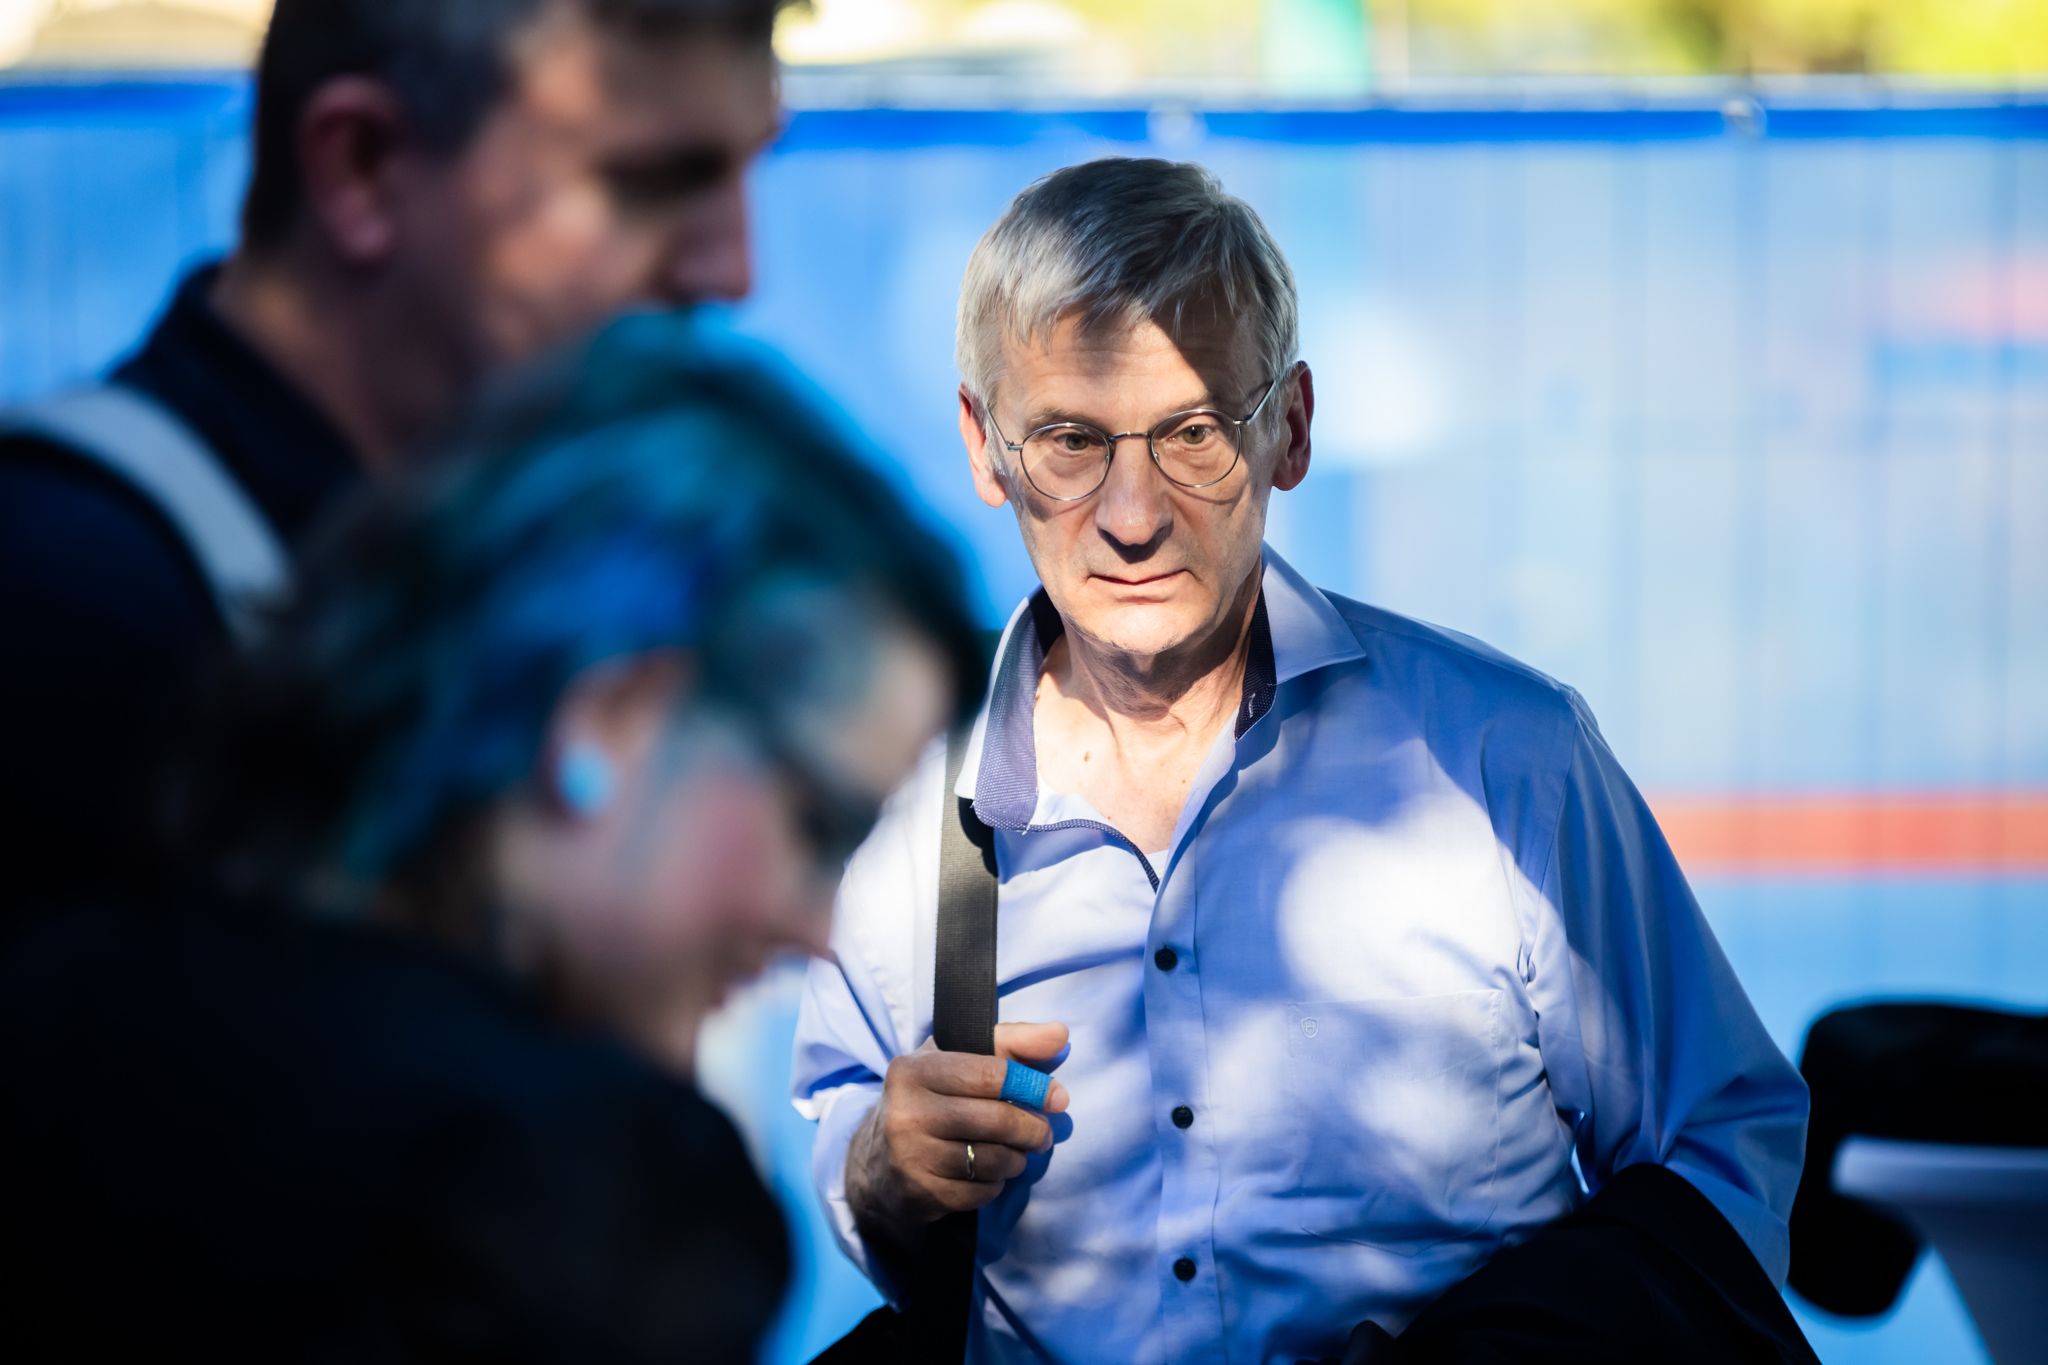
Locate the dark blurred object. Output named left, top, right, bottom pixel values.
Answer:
left=0, top=310, right=983, bottom=1363
left=1305, top=1164, right=1817, bottom=1365
left=0, top=897, right=788, bottom=1364
left=0, top=266, right=357, bottom=912
left=1788, top=1002, right=2048, bottom=1316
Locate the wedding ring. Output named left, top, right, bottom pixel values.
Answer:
left=964, top=1142, right=978, bottom=1181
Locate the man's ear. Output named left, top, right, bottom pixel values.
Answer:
left=541, top=652, right=693, bottom=818
left=959, top=386, right=1010, bottom=510
left=1271, top=362, right=1313, bottom=493
left=294, top=76, right=415, bottom=265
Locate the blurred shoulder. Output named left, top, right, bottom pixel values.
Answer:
left=0, top=433, right=218, bottom=639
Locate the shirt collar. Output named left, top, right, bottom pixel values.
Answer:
left=110, top=262, right=363, bottom=544
left=956, top=544, right=1368, bottom=828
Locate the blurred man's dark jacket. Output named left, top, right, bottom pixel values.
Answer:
left=0, top=898, right=791, bottom=1362
left=0, top=265, right=358, bottom=912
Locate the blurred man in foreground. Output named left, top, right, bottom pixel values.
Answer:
left=1, top=315, right=986, bottom=1361
left=0, top=0, right=784, bottom=911
left=794, top=158, right=1817, bottom=1363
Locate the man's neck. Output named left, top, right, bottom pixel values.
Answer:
left=210, top=247, right=436, bottom=474
left=1042, top=565, right=1261, bottom=750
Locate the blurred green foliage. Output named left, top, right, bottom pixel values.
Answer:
left=1036, top=0, right=2048, bottom=78
left=1396, top=0, right=2048, bottom=76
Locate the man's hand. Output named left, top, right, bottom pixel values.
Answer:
left=846, top=1021, right=1070, bottom=1246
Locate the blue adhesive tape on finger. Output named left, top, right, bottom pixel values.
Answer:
left=1000, top=1058, right=1051, bottom=1109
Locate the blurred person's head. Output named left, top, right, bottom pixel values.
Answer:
left=181, top=315, right=984, bottom=1067
left=954, top=158, right=1313, bottom=675
left=222, top=0, right=786, bottom=466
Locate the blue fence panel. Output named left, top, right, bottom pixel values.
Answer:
left=4, top=80, right=2043, bottom=1364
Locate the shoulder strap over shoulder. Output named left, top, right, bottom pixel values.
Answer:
left=932, top=728, right=1000, bottom=1055
left=1, top=384, right=290, bottom=647
left=902, top=727, right=1000, bottom=1359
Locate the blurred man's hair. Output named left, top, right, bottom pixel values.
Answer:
left=179, top=313, right=984, bottom=909
left=241, top=0, right=786, bottom=249
left=956, top=157, right=1299, bottom=420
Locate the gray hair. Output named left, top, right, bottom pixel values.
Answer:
left=956, top=158, right=1299, bottom=421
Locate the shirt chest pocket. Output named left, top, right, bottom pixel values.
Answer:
left=1282, top=988, right=1507, bottom=1253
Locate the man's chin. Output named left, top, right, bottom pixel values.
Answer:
left=1071, top=606, right=1200, bottom=663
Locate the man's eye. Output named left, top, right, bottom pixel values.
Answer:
left=605, top=153, right=727, bottom=210
left=1041, top=428, right=1104, bottom=456
left=799, top=804, right=834, bottom=857
left=1172, top=422, right=1218, bottom=448
left=796, top=791, right=879, bottom=870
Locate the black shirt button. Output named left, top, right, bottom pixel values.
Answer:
left=1173, top=1256, right=1197, bottom=1282
left=1154, top=946, right=1178, bottom=971
left=1171, top=1104, right=1194, bottom=1129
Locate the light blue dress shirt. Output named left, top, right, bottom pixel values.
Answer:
left=793, top=548, right=1808, bottom=1365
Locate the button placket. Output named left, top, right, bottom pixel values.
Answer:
left=1145, top=842, right=1225, bottom=1358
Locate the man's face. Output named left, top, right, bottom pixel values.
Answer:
left=964, top=312, right=1308, bottom=665
left=397, top=10, right=779, bottom=376
left=534, top=624, right=951, bottom=1065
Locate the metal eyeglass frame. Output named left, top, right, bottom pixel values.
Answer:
left=983, top=371, right=1286, bottom=502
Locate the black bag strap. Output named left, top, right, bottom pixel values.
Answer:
left=902, top=728, right=999, bottom=1359
left=932, top=728, right=1000, bottom=1053
left=816, top=730, right=998, bottom=1364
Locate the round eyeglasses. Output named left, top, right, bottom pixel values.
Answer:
left=983, top=373, right=1285, bottom=501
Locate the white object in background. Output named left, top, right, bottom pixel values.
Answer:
left=1834, top=1137, right=2048, bottom=1365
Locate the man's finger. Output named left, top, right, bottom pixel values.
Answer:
left=994, top=1020, right=1068, bottom=1067
left=917, top=1050, right=1069, bottom=1114
left=919, top=1135, right=1031, bottom=1186
left=922, top=1092, right=1055, bottom=1151
left=994, top=1021, right=1070, bottom=1110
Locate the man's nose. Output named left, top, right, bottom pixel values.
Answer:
left=1093, top=434, right=1173, bottom=548
left=658, top=179, right=753, bottom=305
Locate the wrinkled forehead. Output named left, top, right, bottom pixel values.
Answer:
left=992, top=289, right=1266, bottom=409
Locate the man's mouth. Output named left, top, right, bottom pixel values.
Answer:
left=1094, top=569, right=1184, bottom=587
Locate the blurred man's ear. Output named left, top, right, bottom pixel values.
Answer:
left=959, top=386, right=1011, bottom=510
left=542, top=652, right=693, bottom=819
left=294, top=76, right=414, bottom=264
left=1271, top=362, right=1314, bottom=493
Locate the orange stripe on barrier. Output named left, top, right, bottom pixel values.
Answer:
left=1649, top=793, right=2048, bottom=875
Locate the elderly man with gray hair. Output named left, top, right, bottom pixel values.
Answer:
left=794, top=158, right=1817, bottom=1363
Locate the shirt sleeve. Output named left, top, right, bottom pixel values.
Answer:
left=792, top=957, right=904, bottom=1303
left=1526, top=689, right=1809, bottom=1286
left=790, top=740, right=945, bottom=1303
